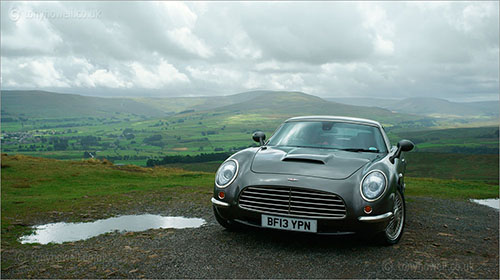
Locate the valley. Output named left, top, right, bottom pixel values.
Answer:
left=2, top=90, right=498, bottom=167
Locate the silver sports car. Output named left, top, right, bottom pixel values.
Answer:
left=211, top=116, right=414, bottom=245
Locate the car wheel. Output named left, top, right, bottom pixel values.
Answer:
left=378, top=189, right=405, bottom=245
left=213, top=206, right=242, bottom=231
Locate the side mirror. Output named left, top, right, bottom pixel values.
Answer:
left=398, top=139, right=414, bottom=152
left=390, top=139, right=414, bottom=163
left=252, top=131, right=266, bottom=146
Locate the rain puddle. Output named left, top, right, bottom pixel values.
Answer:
left=470, top=198, right=499, bottom=211
left=19, top=214, right=206, bottom=244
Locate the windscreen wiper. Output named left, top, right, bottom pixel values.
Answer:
left=339, top=148, right=379, bottom=153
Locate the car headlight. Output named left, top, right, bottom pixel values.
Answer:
left=360, top=170, right=387, bottom=201
left=215, top=159, right=239, bottom=188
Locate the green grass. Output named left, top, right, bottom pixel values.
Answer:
left=389, top=126, right=499, bottom=154
left=1, top=154, right=213, bottom=216
left=405, top=177, right=498, bottom=200
left=0, top=154, right=213, bottom=247
left=405, top=153, right=499, bottom=183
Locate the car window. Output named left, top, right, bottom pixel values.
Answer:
left=267, top=121, right=388, bottom=153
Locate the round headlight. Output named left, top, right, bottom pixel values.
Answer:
left=215, top=159, right=238, bottom=188
left=360, top=170, right=387, bottom=201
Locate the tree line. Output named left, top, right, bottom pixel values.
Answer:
left=146, top=152, right=231, bottom=167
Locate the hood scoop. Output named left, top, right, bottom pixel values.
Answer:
left=281, top=154, right=329, bottom=164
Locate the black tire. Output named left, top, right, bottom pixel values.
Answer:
left=213, top=206, right=243, bottom=231
left=377, top=189, right=406, bottom=246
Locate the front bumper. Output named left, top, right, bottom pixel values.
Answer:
left=211, top=197, right=229, bottom=207
left=212, top=197, right=393, bottom=224
left=358, top=212, right=393, bottom=223
left=212, top=197, right=392, bottom=234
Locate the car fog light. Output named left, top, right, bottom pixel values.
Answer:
left=218, top=191, right=225, bottom=199
left=364, top=205, right=372, bottom=214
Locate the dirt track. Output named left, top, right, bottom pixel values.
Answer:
left=2, top=196, right=499, bottom=279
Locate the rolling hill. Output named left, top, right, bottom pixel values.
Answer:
left=2, top=89, right=498, bottom=167
left=327, top=97, right=499, bottom=118
left=2, top=90, right=423, bottom=126
left=199, top=91, right=421, bottom=125
left=131, top=90, right=270, bottom=114
left=1, top=90, right=166, bottom=118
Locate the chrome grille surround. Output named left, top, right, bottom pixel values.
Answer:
left=238, top=186, right=347, bottom=219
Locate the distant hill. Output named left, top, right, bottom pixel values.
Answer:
left=2, top=90, right=426, bottom=126
left=391, top=98, right=499, bottom=118
left=132, top=90, right=270, bottom=114
left=1, top=90, right=273, bottom=119
left=1, top=90, right=166, bottom=118
left=325, top=97, right=397, bottom=108
left=179, top=91, right=422, bottom=125
left=327, top=97, right=499, bottom=118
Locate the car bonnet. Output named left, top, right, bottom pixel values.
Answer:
left=250, top=146, right=380, bottom=180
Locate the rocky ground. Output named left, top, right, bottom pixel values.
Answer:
left=1, top=194, right=499, bottom=279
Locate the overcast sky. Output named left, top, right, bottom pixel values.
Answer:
left=1, top=1, right=498, bottom=101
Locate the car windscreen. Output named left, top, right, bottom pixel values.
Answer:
left=267, top=121, right=388, bottom=153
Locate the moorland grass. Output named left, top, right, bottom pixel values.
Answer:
left=0, top=154, right=213, bottom=247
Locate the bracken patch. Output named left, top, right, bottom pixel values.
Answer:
left=12, top=183, right=31, bottom=189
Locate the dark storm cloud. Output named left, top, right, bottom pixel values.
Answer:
left=0, top=1, right=498, bottom=101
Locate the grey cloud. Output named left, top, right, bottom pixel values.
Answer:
left=0, top=1, right=498, bottom=101
left=207, top=2, right=375, bottom=64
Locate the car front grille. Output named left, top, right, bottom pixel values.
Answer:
left=238, top=186, right=346, bottom=219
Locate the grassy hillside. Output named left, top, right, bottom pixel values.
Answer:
left=392, top=97, right=498, bottom=118
left=0, top=154, right=213, bottom=247
left=4, top=90, right=497, bottom=122
left=2, top=90, right=498, bottom=167
left=1, top=90, right=170, bottom=118
left=405, top=153, right=499, bottom=183
left=390, top=126, right=499, bottom=154
left=206, top=91, right=420, bottom=125
left=132, top=90, right=270, bottom=113
left=328, top=97, right=499, bottom=119
left=2, top=115, right=497, bottom=167
left=1, top=90, right=434, bottom=165
left=2, top=90, right=421, bottom=124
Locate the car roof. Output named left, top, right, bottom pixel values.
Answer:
left=285, top=115, right=383, bottom=127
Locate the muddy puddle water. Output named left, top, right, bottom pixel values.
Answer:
left=19, top=214, right=206, bottom=244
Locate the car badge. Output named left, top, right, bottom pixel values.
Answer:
left=287, top=178, right=299, bottom=182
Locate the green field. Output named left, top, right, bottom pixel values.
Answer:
left=405, top=177, right=498, bottom=199
left=390, top=126, right=499, bottom=154
left=2, top=90, right=498, bottom=166
left=2, top=112, right=498, bottom=167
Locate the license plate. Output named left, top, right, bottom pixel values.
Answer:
left=261, top=214, right=317, bottom=233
